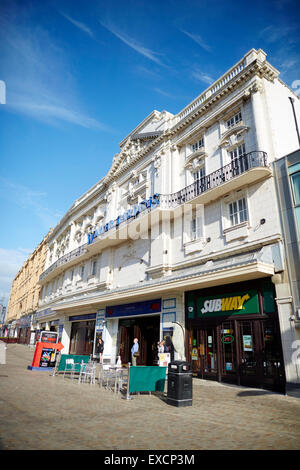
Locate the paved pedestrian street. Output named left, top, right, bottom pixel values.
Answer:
left=0, top=344, right=300, bottom=452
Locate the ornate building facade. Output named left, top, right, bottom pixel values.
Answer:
left=5, top=230, right=52, bottom=343
left=35, top=49, right=300, bottom=394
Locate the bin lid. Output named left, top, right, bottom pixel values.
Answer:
left=168, top=360, right=191, bottom=372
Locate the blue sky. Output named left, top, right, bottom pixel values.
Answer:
left=0, top=0, right=299, bottom=305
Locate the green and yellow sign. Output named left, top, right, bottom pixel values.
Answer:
left=193, top=289, right=259, bottom=318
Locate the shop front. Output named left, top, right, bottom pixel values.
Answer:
left=69, top=313, right=96, bottom=356
left=17, top=315, right=32, bottom=344
left=106, top=299, right=161, bottom=366
left=186, top=278, right=286, bottom=393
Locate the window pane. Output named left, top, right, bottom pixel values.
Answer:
left=291, top=172, right=300, bottom=205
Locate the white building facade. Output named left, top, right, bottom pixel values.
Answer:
left=36, top=49, right=300, bottom=394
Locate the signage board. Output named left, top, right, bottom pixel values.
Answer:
left=192, top=348, right=198, bottom=360
left=243, top=335, right=253, bottom=351
left=158, top=353, right=170, bottom=367
left=40, top=331, right=58, bottom=343
left=195, top=289, right=259, bottom=318
left=106, top=299, right=161, bottom=319
left=39, top=348, right=56, bottom=368
left=88, top=193, right=160, bottom=245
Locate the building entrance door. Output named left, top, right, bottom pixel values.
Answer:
left=69, top=321, right=95, bottom=355
left=191, top=326, right=218, bottom=380
left=189, top=317, right=285, bottom=392
left=118, top=315, right=160, bottom=366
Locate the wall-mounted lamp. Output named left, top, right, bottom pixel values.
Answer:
left=260, top=218, right=266, bottom=225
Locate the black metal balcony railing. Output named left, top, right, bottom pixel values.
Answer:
left=39, top=151, right=268, bottom=281
left=160, top=151, right=268, bottom=208
left=39, top=244, right=88, bottom=281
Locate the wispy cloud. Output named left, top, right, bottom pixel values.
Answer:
left=153, top=87, right=175, bottom=98
left=181, top=30, right=211, bottom=52
left=259, top=24, right=298, bottom=44
left=100, top=20, right=164, bottom=66
left=191, top=69, right=214, bottom=85
left=0, top=177, right=62, bottom=229
left=0, top=9, right=110, bottom=131
left=60, top=12, right=95, bottom=38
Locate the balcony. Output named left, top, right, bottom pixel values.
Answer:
left=160, top=151, right=271, bottom=208
left=39, top=152, right=271, bottom=284
left=39, top=244, right=88, bottom=283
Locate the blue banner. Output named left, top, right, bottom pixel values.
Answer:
left=106, top=299, right=161, bottom=318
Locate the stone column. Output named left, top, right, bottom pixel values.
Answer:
left=249, top=81, right=269, bottom=153
left=272, top=274, right=300, bottom=394
left=60, top=315, right=71, bottom=354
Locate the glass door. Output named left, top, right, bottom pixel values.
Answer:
left=191, top=327, right=218, bottom=380
left=220, top=321, right=237, bottom=384
left=239, top=320, right=260, bottom=387
left=260, top=319, right=285, bottom=392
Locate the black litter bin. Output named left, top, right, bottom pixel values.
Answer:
left=167, top=361, right=192, bottom=407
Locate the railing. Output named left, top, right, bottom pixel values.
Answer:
left=160, top=151, right=268, bottom=208
left=39, top=244, right=88, bottom=281
left=178, top=58, right=246, bottom=121
left=39, top=151, right=268, bottom=281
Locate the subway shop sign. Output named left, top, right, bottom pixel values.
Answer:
left=191, top=289, right=259, bottom=318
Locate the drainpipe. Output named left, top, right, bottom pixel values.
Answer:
left=288, top=97, right=300, bottom=147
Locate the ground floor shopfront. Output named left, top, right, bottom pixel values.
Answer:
left=186, top=277, right=286, bottom=393
left=54, top=294, right=183, bottom=365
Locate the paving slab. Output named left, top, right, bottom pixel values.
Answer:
left=0, top=344, right=300, bottom=451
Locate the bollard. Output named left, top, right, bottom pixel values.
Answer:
left=0, top=340, right=6, bottom=364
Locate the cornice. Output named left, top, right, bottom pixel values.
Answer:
left=169, top=58, right=278, bottom=139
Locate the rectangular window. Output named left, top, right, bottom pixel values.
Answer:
left=191, top=207, right=204, bottom=240
left=192, top=137, right=204, bottom=152
left=226, top=111, right=242, bottom=129
left=290, top=171, right=300, bottom=236
left=70, top=270, right=74, bottom=282
left=92, top=260, right=97, bottom=276
left=81, top=265, right=85, bottom=278
left=230, top=143, right=246, bottom=161
left=193, top=167, right=206, bottom=181
left=291, top=171, right=300, bottom=206
left=228, top=197, right=248, bottom=226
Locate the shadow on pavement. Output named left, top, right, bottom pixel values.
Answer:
left=236, top=390, right=275, bottom=397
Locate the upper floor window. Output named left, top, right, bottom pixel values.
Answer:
left=290, top=169, right=300, bottom=237
left=91, top=260, right=97, bottom=276
left=229, top=143, right=246, bottom=161
left=228, top=197, right=248, bottom=226
left=193, top=167, right=206, bottom=181
left=190, top=206, right=204, bottom=241
left=226, top=111, right=242, bottom=129
left=191, top=137, right=204, bottom=152
left=80, top=265, right=85, bottom=278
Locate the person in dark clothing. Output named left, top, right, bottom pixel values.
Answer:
left=165, top=336, right=174, bottom=361
left=96, top=337, right=104, bottom=363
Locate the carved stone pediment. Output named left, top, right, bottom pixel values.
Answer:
left=219, top=125, right=249, bottom=149
left=184, top=150, right=207, bottom=170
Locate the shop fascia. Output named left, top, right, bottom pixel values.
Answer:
left=87, top=193, right=160, bottom=245
left=188, top=289, right=262, bottom=318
